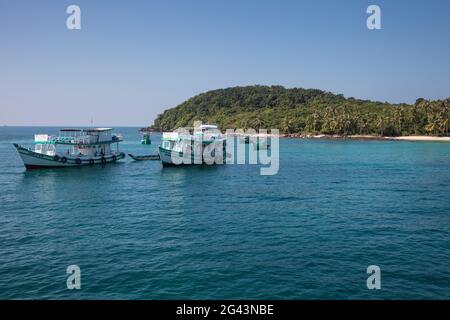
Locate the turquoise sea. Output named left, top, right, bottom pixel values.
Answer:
left=0, top=127, right=449, bottom=299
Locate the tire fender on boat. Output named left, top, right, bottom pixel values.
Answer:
left=89, top=159, right=95, bottom=165
left=53, top=155, right=59, bottom=162
left=75, top=158, right=82, bottom=165
left=101, top=157, right=106, bottom=164
left=61, top=157, right=67, bottom=163
left=112, top=155, right=117, bottom=162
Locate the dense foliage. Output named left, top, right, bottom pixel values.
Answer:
left=152, top=86, right=450, bottom=136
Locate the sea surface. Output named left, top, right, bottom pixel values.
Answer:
left=0, top=126, right=450, bottom=299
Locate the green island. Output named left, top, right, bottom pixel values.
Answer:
left=151, top=85, right=450, bottom=138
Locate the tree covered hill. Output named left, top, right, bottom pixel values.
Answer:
left=152, top=85, right=450, bottom=136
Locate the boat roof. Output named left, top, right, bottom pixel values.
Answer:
left=199, top=124, right=218, bottom=129
left=60, top=128, right=82, bottom=132
left=84, top=128, right=113, bottom=132
left=60, top=128, right=113, bottom=132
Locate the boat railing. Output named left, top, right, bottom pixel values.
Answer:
left=51, top=134, right=123, bottom=145
left=52, top=136, right=89, bottom=144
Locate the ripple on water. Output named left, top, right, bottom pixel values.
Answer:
left=0, top=129, right=450, bottom=299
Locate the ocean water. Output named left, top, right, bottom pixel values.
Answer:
left=0, top=126, right=450, bottom=299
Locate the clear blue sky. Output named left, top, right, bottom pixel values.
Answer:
left=1, top=0, right=450, bottom=126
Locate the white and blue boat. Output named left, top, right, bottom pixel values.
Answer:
left=14, top=128, right=125, bottom=169
left=159, top=124, right=226, bottom=167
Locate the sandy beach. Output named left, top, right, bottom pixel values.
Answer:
left=280, top=134, right=450, bottom=142
left=387, top=136, right=450, bottom=142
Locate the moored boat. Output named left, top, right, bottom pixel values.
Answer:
left=141, top=132, right=151, bottom=145
left=159, top=124, right=226, bottom=167
left=249, top=133, right=271, bottom=150
left=14, top=128, right=125, bottom=169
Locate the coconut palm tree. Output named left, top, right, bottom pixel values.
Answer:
left=393, top=107, right=404, bottom=135
left=377, top=116, right=385, bottom=136
left=282, top=116, right=294, bottom=134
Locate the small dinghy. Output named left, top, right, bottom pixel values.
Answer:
left=128, top=153, right=160, bottom=161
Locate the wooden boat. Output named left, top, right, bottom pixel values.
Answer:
left=14, top=128, right=125, bottom=170
left=128, top=153, right=160, bottom=161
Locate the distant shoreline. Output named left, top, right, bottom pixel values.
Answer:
left=281, top=134, right=450, bottom=142
left=144, top=129, right=450, bottom=142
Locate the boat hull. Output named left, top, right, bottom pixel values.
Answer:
left=159, top=146, right=226, bottom=167
left=128, top=153, right=160, bottom=161
left=14, top=144, right=125, bottom=170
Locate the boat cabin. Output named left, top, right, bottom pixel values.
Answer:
left=33, top=128, right=122, bottom=157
